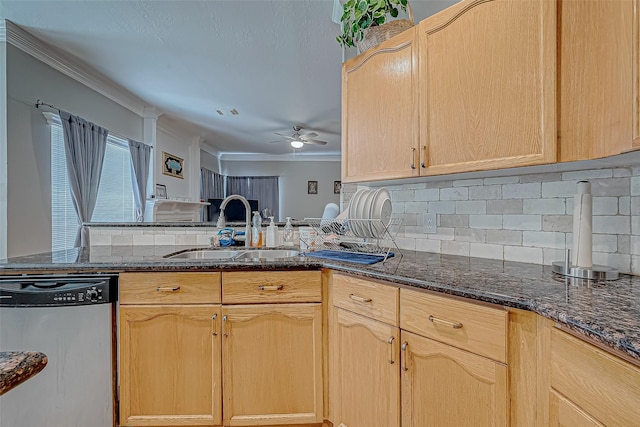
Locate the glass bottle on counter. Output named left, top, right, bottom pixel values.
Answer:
left=251, top=211, right=262, bottom=247
left=283, top=217, right=294, bottom=247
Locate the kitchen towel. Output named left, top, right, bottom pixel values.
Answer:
left=572, top=180, right=593, bottom=268
left=303, top=250, right=394, bottom=265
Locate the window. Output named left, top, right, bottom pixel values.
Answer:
left=50, top=119, right=135, bottom=251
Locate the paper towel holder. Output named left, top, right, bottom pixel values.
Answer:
left=552, top=249, right=619, bottom=280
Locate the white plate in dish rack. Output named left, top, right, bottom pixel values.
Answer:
left=358, top=190, right=375, bottom=237
left=347, top=189, right=366, bottom=236
left=348, top=189, right=365, bottom=220
left=369, top=188, right=392, bottom=238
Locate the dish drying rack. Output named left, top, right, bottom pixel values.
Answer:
left=300, top=217, right=403, bottom=262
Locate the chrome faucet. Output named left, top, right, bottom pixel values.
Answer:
left=216, top=195, right=252, bottom=246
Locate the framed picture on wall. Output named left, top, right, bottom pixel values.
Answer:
left=162, top=151, right=184, bottom=179
left=334, top=181, right=341, bottom=194
left=155, top=184, right=167, bottom=198
left=308, top=180, right=318, bottom=195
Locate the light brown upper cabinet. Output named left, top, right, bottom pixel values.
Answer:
left=342, top=28, right=420, bottom=183
left=558, top=0, right=640, bottom=160
left=418, top=0, right=557, bottom=175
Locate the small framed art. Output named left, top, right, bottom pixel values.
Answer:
left=162, top=151, right=184, bottom=179
left=334, top=181, right=341, bottom=194
left=155, top=184, right=167, bottom=199
left=308, top=180, right=318, bottom=195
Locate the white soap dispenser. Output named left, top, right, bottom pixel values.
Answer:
left=266, top=216, right=277, bottom=248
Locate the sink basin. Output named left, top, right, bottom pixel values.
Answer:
left=234, top=249, right=301, bottom=261
left=163, top=248, right=300, bottom=261
left=164, top=249, right=241, bottom=260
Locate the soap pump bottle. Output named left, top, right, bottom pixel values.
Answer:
left=266, top=216, right=277, bottom=248
left=251, top=211, right=262, bottom=247
left=283, top=217, right=294, bottom=247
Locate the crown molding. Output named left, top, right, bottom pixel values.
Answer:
left=0, top=20, right=7, bottom=42
left=200, top=142, right=221, bottom=158
left=3, top=19, right=150, bottom=116
left=219, top=152, right=341, bottom=162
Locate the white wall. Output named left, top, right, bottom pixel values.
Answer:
left=220, top=159, right=341, bottom=221
left=6, top=44, right=144, bottom=257
left=200, top=150, right=220, bottom=174
left=155, top=121, right=195, bottom=200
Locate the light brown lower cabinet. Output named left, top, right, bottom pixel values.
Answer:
left=548, top=390, right=603, bottom=427
left=119, top=304, right=222, bottom=426
left=333, top=308, right=400, bottom=427
left=222, top=303, right=323, bottom=426
left=400, top=330, right=508, bottom=427
left=545, top=326, right=640, bottom=426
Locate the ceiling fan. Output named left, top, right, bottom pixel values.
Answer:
left=269, top=125, right=328, bottom=148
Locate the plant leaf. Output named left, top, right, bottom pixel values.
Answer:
left=390, top=7, right=398, bottom=17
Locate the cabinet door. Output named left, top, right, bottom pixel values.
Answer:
left=333, top=309, right=400, bottom=427
left=418, top=0, right=556, bottom=175
left=400, top=330, right=508, bottom=427
left=119, top=305, right=222, bottom=427
left=222, top=303, right=323, bottom=426
left=560, top=0, right=640, bottom=159
left=342, top=29, right=419, bottom=182
left=549, top=390, right=603, bottom=427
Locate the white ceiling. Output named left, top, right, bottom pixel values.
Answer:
left=0, top=0, right=456, bottom=157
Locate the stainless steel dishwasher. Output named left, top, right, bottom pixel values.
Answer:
left=0, top=274, right=117, bottom=427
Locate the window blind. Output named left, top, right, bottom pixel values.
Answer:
left=51, top=123, right=135, bottom=251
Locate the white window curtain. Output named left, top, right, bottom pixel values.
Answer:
left=247, top=176, right=279, bottom=220
left=225, top=176, right=250, bottom=197
left=59, top=111, right=108, bottom=247
left=128, top=139, right=152, bottom=222
left=200, top=168, right=224, bottom=221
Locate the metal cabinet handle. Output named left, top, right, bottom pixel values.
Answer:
left=429, top=315, right=463, bottom=329
left=349, top=294, right=372, bottom=303
left=410, top=147, right=416, bottom=169
left=388, top=337, right=395, bottom=364
left=156, top=286, right=180, bottom=292
left=212, top=314, right=218, bottom=336
left=420, top=145, right=427, bottom=168
left=258, top=285, right=284, bottom=291
left=401, top=341, right=409, bottom=371
left=222, top=315, right=229, bottom=337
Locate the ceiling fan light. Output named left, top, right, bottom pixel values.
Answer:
left=290, top=140, right=304, bottom=149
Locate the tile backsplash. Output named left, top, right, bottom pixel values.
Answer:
left=350, top=166, right=640, bottom=274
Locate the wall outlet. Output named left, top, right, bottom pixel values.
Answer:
left=422, top=213, right=437, bottom=234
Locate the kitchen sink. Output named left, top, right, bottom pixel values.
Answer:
left=164, top=249, right=241, bottom=260
left=163, top=248, right=300, bottom=261
left=234, top=249, right=300, bottom=261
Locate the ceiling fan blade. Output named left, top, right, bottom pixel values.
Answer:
left=266, top=140, right=285, bottom=144
left=300, top=132, right=318, bottom=139
left=303, top=139, right=328, bottom=146
left=274, top=132, right=295, bottom=140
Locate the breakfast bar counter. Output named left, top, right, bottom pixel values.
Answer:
left=0, top=351, right=48, bottom=395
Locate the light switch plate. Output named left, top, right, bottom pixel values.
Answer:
left=422, top=213, right=437, bottom=233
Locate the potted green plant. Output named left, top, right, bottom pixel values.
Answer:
left=336, top=0, right=414, bottom=52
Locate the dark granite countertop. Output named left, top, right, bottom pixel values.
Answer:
left=0, top=351, right=48, bottom=395
left=1, top=246, right=639, bottom=362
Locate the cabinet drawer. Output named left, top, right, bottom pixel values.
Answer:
left=222, top=271, right=321, bottom=304
left=332, top=274, right=398, bottom=326
left=550, top=328, right=640, bottom=426
left=400, top=288, right=507, bottom=363
left=119, top=272, right=221, bottom=304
